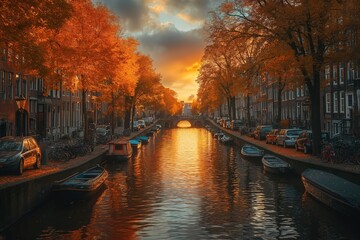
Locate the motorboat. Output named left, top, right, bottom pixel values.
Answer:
left=302, top=169, right=360, bottom=217
left=129, top=139, right=142, bottom=150
left=106, top=139, right=133, bottom=160
left=135, top=135, right=150, bottom=144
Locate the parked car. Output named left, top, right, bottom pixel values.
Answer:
left=254, top=125, right=273, bottom=140
left=225, top=120, right=231, bottom=129
left=265, top=129, right=279, bottom=144
left=96, top=127, right=111, bottom=144
left=138, top=119, right=146, bottom=129
left=133, top=121, right=140, bottom=131
left=295, top=130, right=330, bottom=154
left=276, top=129, right=303, bottom=148
left=231, top=120, right=243, bottom=130
left=247, top=127, right=256, bottom=138
left=0, top=136, right=42, bottom=175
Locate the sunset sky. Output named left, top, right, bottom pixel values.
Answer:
left=99, top=0, right=221, bottom=101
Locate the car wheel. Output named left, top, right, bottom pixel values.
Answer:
left=17, top=159, right=24, bottom=175
left=34, top=155, right=41, bottom=169
left=304, top=145, right=309, bottom=154
left=283, top=142, right=287, bottom=148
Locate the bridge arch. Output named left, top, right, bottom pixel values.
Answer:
left=157, top=116, right=206, bottom=128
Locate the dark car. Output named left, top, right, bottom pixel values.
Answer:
left=254, top=125, right=273, bottom=140
left=96, top=127, right=111, bottom=144
left=0, top=136, right=42, bottom=175
left=295, top=130, right=330, bottom=154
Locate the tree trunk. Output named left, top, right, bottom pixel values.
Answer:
left=110, top=92, right=115, bottom=135
left=310, top=68, right=322, bottom=156
left=246, top=94, right=251, bottom=127
left=231, top=96, right=236, bottom=120
left=124, top=96, right=131, bottom=130
left=81, top=89, right=88, bottom=140
left=227, top=97, right=231, bottom=119
left=277, top=77, right=283, bottom=128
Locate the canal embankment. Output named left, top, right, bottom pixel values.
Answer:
left=208, top=120, right=360, bottom=184
left=0, top=126, right=152, bottom=231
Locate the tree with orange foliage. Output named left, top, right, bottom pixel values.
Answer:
left=43, top=0, right=119, bottom=140
left=129, top=55, right=162, bottom=130
left=0, top=0, right=71, bottom=76
left=218, top=0, right=360, bottom=154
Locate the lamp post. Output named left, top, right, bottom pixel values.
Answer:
left=15, top=95, right=26, bottom=137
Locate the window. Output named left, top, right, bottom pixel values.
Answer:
left=340, top=91, right=345, bottom=113
left=325, top=93, right=331, bottom=113
left=333, top=64, right=338, bottom=85
left=296, top=87, right=300, bottom=97
left=325, top=65, right=330, bottom=81
left=301, top=86, right=304, bottom=96
left=334, top=122, right=339, bottom=135
left=340, top=63, right=344, bottom=84
left=333, top=92, right=338, bottom=113
left=8, top=72, right=13, bottom=100
left=0, top=71, right=5, bottom=99
left=347, top=94, right=353, bottom=107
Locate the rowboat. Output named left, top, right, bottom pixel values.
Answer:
left=129, top=139, right=142, bottom=150
left=261, top=154, right=291, bottom=174
left=302, top=169, right=360, bottom=217
left=240, top=144, right=264, bottom=158
left=52, top=165, right=108, bottom=198
left=106, top=139, right=133, bottom=160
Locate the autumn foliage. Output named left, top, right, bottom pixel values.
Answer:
left=1, top=0, right=181, bottom=138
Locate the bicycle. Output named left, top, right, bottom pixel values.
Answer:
left=321, top=142, right=335, bottom=163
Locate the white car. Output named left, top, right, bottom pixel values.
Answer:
left=138, top=119, right=146, bottom=128
left=276, top=129, right=303, bottom=148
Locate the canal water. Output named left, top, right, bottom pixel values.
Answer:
left=1, top=127, right=359, bottom=239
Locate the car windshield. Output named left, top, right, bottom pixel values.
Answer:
left=261, top=127, right=272, bottom=132
left=0, top=141, right=22, bottom=151
left=287, top=130, right=302, bottom=136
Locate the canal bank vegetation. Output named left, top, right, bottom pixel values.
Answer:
left=196, top=0, right=360, bottom=155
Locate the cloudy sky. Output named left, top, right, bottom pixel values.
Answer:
left=98, top=0, right=221, bottom=101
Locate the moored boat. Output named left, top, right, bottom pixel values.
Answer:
left=302, top=169, right=360, bottom=217
left=135, top=135, right=150, bottom=144
left=240, top=144, right=264, bottom=158
left=52, top=165, right=108, bottom=198
left=106, top=139, right=133, bottom=160
left=262, top=154, right=291, bottom=174
left=129, top=139, right=142, bottom=150
left=220, top=135, right=233, bottom=144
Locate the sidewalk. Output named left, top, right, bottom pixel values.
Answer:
left=217, top=124, right=360, bottom=177
left=0, top=126, right=150, bottom=188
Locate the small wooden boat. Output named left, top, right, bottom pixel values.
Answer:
left=240, top=144, right=264, bottom=158
left=262, top=154, right=291, bottom=174
left=302, top=169, right=360, bottom=217
left=106, top=139, right=133, bottom=160
left=53, top=165, right=108, bottom=198
left=129, top=139, right=142, bottom=150
left=136, top=135, right=150, bottom=144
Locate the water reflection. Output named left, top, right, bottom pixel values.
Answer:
left=2, top=128, right=359, bottom=239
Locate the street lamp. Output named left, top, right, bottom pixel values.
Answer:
left=15, top=95, right=26, bottom=137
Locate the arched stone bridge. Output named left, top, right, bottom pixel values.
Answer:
left=157, top=116, right=207, bottom=128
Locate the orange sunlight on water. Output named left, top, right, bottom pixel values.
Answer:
left=177, top=120, right=191, bottom=128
